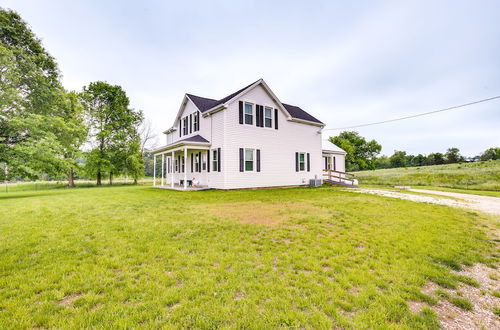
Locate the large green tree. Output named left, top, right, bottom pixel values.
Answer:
left=389, top=150, right=407, bottom=168
left=81, top=81, right=143, bottom=185
left=1, top=8, right=86, bottom=185
left=0, top=8, right=66, bottom=179
left=57, top=91, right=88, bottom=186
left=480, top=147, right=500, bottom=161
left=330, top=131, right=382, bottom=171
left=445, top=147, right=464, bottom=164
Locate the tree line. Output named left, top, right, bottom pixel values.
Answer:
left=0, top=8, right=148, bottom=186
left=330, top=131, right=499, bottom=172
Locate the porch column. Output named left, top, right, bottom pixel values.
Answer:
left=171, top=151, right=174, bottom=188
left=153, top=154, right=156, bottom=186
left=183, top=147, right=187, bottom=189
left=161, top=153, right=165, bottom=186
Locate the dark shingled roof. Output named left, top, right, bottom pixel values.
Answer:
left=186, top=80, right=258, bottom=113
left=177, top=135, right=209, bottom=143
left=185, top=94, right=219, bottom=113
left=282, top=103, right=323, bottom=124
left=186, top=80, right=323, bottom=124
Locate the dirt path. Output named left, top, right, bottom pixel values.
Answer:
left=352, top=188, right=500, bottom=216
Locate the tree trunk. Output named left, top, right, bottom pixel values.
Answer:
left=97, top=135, right=104, bottom=186
left=109, top=171, right=113, bottom=185
left=68, top=167, right=75, bottom=188
left=134, top=178, right=138, bottom=184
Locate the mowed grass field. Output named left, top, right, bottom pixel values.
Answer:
left=355, top=160, right=500, bottom=192
left=0, top=185, right=498, bottom=328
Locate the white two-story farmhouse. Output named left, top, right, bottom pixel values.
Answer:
left=152, top=79, right=347, bottom=190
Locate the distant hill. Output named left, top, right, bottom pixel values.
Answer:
left=354, top=160, right=500, bottom=190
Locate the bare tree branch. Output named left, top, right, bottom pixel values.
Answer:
left=139, top=118, right=159, bottom=154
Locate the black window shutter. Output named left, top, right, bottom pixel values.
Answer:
left=257, top=105, right=262, bottom=127
left=260, top=106, right=264, bottom=127
left=257, top=149, right=261, bottom=172
left=325, top=157, right=327, bottom=169
left=217, top=147, right=221, bottom=172
left=189, top=114, right=192, bottom=134
left=274, top=109, right=278, bottom=129
left=333, top=156, right=336, bottom=171
left=295, top=152, right=299, bottom=172
left=198, top=152, right=201, bottom=172
left=239, top=101, right=243, bottom=124
left=190, top=153, right=193, bottom=172
left=207, top=150, right=210, bottom=172
left=307, top=153, right=310, bottom=172
left=239, top=148, right=244, bottom=172
left=178, top=155, right=180, bottom=172
left=255, top=105, right=260, bottom=127
left=179, top=120, right=181, bottom=137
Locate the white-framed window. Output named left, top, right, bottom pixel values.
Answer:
left=325, top=156, right=332, bottom=170
left=193, top=112, right=199, bottom=131
left=264, top=107, right=272, bottom=128
left=212, top=149, right=218, bottom=171
left=245, top=148, right=254, bottom=171
left=195, top=153, right=200, bottom=172
left=181, top=156, right=185, bottom=172
left=244, top=102, right=253, bottom=125
left=182, top=117, right=188, bottom=135
left=299, top=152, right=306, bottom=171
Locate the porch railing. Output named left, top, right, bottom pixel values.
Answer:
left=322, top=169, right=356, bottom=186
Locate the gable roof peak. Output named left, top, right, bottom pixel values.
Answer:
left=181, top=79, right=323, bottom=125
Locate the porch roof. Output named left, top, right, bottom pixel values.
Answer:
left=322, top=140, right=347, bottom=155
left=153, top=135, right=211, bottom=154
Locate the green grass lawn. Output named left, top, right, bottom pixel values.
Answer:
left=354, top=160, right=500, bottom=191
left=0, top=185, right=497, bottom=328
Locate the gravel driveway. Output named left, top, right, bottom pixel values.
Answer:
left=353, top=188, right=500, bottom=216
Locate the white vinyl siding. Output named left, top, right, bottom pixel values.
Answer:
left=222, top=84, right=323, bottom=189
left=161, top=83, right=331, bottom=190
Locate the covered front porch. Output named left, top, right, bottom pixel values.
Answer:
left=152, top=136, right=211, bottom=190
left=154, top=183, right=211, bottom=191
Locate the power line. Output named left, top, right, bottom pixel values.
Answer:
left=323, top=95, right=500, bottom=131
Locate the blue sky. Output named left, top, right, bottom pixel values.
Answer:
left=3, top=0, right=499, bottom=156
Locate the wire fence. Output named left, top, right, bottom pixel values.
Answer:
left=1, top=178, right=154, bottom=193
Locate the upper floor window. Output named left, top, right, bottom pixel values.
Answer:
left=264, top=107, right=272, bottom=128
left=244, top=102, right=253, bottom=125
left=182, top=117, right=188, bottom=135
left=193, top=112, right=199, bottom=131
left=245, top=149, right=254, bottom=171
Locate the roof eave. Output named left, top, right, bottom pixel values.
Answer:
left=322, top=150, right=347, bottom=155
left=163, top=127, right=177, bottom=134
left=153, top=141, right=211, bottom=154
left=203, top=104, right=227, bottom=116
left=289, top=118, right=325, bottom=127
